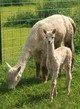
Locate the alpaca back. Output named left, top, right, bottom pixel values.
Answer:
left=31, top=14, right=75, bottom=50
left=55, top=46, right=72, bottom=66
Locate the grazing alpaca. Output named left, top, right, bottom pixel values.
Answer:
left=6, top=14, right=75, bottom=89
left=44, top=29, right=72, bottom=101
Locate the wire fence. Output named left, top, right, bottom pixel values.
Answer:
left=0, top=0, right=80, bottom=64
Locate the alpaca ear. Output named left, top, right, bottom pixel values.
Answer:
left=16, top=66, right=21, bottom=74
left=52, top=29, right=56, bottom=34
left=6, top=62, right=12, bottom=69
left=43, top=29, right=47, bottom=34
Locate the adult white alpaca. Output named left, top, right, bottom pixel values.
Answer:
left=44, top=29, right=72, bottom=101
left=6, top=14, right=75, bottom=89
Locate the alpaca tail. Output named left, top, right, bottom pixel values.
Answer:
left=69, top=18, right=76, bottom=34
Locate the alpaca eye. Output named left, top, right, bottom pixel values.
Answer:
left=46, top=37, right=47, bottom=39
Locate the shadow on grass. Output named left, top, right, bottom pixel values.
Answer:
left=0, top=76, right=42, bottom=94
left=17, top=76, right=42, bottom=88
left=15, top=92, right=49, bottom=108
left=0, top=81, right=10, bottom=94
left=27, top=92, right=49, bottom=103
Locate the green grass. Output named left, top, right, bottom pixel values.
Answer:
left=0, top=54, right=80, bottom=109
left=1, top=5, right=36, bottom=21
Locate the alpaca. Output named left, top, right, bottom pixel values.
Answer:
left=44, top=29, right=72, bottom=101
left=6, top=14, right=75, bottom=89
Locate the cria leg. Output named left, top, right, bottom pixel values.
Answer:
left=50, top=79, right=57, bottom=102
left=65, top=61, right=72, bottom=95
left=58, top=64, right=64, bottom=77
left=50, top=71, right=58, bottom=101
left=54, top=34, right=63, bottom=49
left=66, top=71, right=72, bottom=95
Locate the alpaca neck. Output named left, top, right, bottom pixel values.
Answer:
left=16, top=44, right=32, bottom=75
left=17, top=47, right=31, bottom=66
left=15, top=27, right=37, bottom=75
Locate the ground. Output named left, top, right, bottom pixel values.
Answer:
left=0, top=54, right=80, bottom=109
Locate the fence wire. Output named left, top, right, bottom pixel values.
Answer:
left=0, top=0, right=80, bottom=64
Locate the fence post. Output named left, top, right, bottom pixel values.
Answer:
left=0, top=9, right=2, bottom=64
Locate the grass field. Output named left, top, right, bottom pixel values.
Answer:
left=0, top=54, right=80, bottom=109
left=1, top=5, right=36, bottom=21
left=0, top=1, right=80, bottom=109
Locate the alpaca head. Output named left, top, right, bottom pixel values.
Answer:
left=43, top=29, right=56, bottom=44
left=6, top=62, right=21, bottom=89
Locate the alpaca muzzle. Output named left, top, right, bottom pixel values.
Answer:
left=48, top=41, right=51, bottom=44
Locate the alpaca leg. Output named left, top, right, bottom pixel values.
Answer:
left=50, top=78, right=57, bottom=102
left=41, top=56, right=48, bottom=83
left=50, top=71, right=58, bottom=101
left=35, top=63, right=41, bottom=79
left=66, top=71, right=72, bottom=95
left=64, top=34, right=74, bottom=71
left=41, top=66, right=48, bottom=83
left=54, top=40, right=62, bottom=49
left=71, top=41, right=75, bottom=72
left=34, top=51, right=42, bottom=79
left=65, top=62, right=72, bottom=95
left=54, top=86, right=58, bottom=96
left=58, top=64, right=64, bottom=77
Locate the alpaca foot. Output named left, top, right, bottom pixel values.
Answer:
left=54, top=90, right=58, bottom=97
left=49, top=96, right=53, bottom=102
left=36, top=75, right=41, bottom=80
left=67, top=91, right=70, bottom=95
left=44, top=80, right=47, bottom=83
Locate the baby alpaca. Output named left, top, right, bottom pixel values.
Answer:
left=43, top=29, right=72, bottom=101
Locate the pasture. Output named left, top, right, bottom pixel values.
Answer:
left=0, top=1, right=80, bottom=109
left=0, top=54, right=80, bottom=109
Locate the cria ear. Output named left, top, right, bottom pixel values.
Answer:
left=43, top=29, right=47, bottom=34
left=52, top=29, right=56, bottom=34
